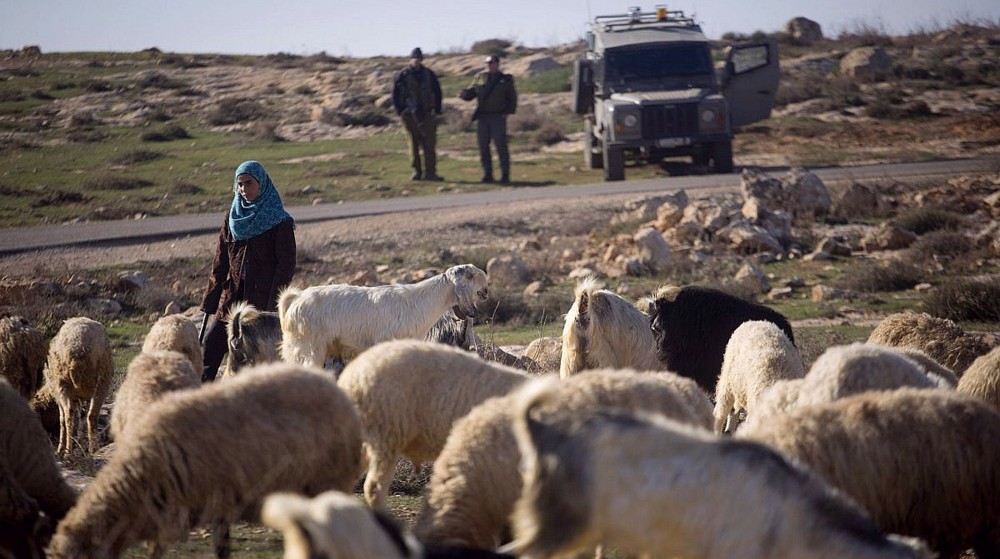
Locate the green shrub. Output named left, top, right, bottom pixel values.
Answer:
left=84, top=177, right=154, bottom=191
left=206, top=98, right=266, bottom=125
left=111, top=150, right=164, bottom=165
left=518, top=67, right=572, bottom=94
left=907, top=231, right=971, bottom=262
left=922, top=277, right=1000, bottom=321
left=535, top=121, right=565, bottom=145
left=470, top=38, right=512, bottom=56
left=838, top=259, right=924, bottom=292
left=894, top=207, right=964, bottom=235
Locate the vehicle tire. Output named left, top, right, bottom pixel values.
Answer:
left=691, top=146, right=710, bottom=167
left=584, top=120, right=602, bottom=169
left=711, top=141, right=734, bottom=174
left=603, top=136, right=625, bottom=181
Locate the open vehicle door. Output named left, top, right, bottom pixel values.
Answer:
left=721, top=40, right=779, bottom=127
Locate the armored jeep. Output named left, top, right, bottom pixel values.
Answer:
left=573, top=6, right=779, bottom=180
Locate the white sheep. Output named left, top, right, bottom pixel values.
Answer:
left=262, top=490, right=515, bottom=559
left=0, top=377, right=78, bottom=558
left=957, top=344, right=1000, bottom=412
left=47, top=362, right=364, bottom=559
left=559, top=277, right=660, bottom=378
left=279, top=264, right=489, bottom=369
left=868, top=311, right=990, bottom=374
left=40, top=316, right=114, bottom=456
left=743, top=342, right=952, bottom=431
left=739, top=388, right=1000, bottom=559
left=0, top=315, right=48, bottom=401
left=222, top=301, right=281, bottom=377
left=413, top=369, right=712, bottom=550
left=713, top=320, right=805, bottom=433
left=140, top=313, right=203, bottom=374
left=109, top=350, right=201, bottom=442
left=503, top=377, right=935, bottom=559
left=338, top=339, right=529, bottom=510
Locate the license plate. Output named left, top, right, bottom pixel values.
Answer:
left=656, top=137, right=691, bottom=148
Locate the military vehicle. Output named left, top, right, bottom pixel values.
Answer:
left=573, top=6, right=779, bottom=180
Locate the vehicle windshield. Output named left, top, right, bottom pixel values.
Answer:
left=604, top=43, right=713, bottom=83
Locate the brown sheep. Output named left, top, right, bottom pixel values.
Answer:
left=0, top=315, right=48, bottom=401
left=868, top=311, right=990, bottom=374
left=40, top=317, right=114, bottom=456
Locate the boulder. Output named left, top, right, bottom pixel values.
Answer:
left=839, top=47, right=892, bottom=81
left=487, top=254, right=532, bottom=286
left=782, top=168, right=831, bottom=217
left=733, top=262, right=771, bottom=295
left=633, top=227, right=672, bottom=273
left=861, top=223, right=918, bottom=252
left=784, top=17, right=824, bottom=45
left=836, top=182, right=883, bottom=217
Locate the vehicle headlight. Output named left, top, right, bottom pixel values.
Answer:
left=623, top=114, right=639, bottom=128
left=699, top=104, right=726, bottom=133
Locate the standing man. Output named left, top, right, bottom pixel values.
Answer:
left=459, top=55, right=517, bottom=184
left=392, top=47, right=444, bottom=182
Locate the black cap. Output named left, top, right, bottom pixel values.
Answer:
left=410, top=47, right=424, bottom=60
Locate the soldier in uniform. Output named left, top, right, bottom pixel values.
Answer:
left=459, top=55, right=517, bottom=184
left=392, top=47, right=444, bottom=181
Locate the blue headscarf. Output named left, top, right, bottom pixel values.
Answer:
left=228, top=160, right=293, bottom=241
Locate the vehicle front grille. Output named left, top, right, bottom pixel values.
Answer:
left=641, top=104, right=698, bottom=139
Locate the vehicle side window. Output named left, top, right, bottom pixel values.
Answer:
left=731, top=45, right=769, bottom=74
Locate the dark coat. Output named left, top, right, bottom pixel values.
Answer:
left=464, top=71, right=517, bottom=116
left=200, top=216, right=296, bottom=319
left=392, top=65, right=443, bottom=117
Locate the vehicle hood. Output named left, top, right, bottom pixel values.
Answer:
left=609, top=88, right=712, bottom=105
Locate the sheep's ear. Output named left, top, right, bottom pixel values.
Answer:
left=646, top=300, right=655, bottom=315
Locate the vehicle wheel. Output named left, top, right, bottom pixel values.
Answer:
left=691, top=146, right=710, bottom=167
left=584, top=120, right=602, bottom=169
left=603, top=137, right=625, bottom=181
left=711, top=141, right=734, bottom=174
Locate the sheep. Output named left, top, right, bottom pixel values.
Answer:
left=645, top=284, right=794, bottom=393
left=868, top=311, right=990, bottom=374
left=40, top=317, right=114, bottom=456
left=0, top=315, right=48, bottom=401
left=279, top=264, right=489, bottom=369
left=47, top=362, right=364, bottom=559
left=713, top=320, right=805, bottom=434
left=893, top=346, right=959, bottom=387
left=738, top=388, right=1000, bottom=559
left=958, top=344, right=1000, bottom=412
left=503, top=377, right=935, bottom=559
left=0, top=378, right=77, bottom=559
left=337, top=339, right=529, bottom=510
left=140, top=313, right=202, bottom=374
left=413, top=369, right=712, bottom=550
left=222, top=301, right=281, bottom=377
left=744, top=342, right=952, bottom=431
left=424, top=307, right=482, bottom=351
left=109, top=350, right=200, bottom=442
left=262, top=490, right=514, bottom=559
left=559, top=277, right=660, bottom=378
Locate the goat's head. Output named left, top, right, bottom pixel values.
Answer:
left=446, top=264, right=489, bottom=319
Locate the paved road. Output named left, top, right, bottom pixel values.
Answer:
left=0, top=158, right=993, bottom=256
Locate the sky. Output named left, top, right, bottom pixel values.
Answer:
left=2, top=0, right=998, bottom=58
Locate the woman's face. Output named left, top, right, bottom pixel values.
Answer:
left=236, top=173, right=261, bottom=202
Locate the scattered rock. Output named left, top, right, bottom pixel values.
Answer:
left=486, top=253, right=532, bottom=286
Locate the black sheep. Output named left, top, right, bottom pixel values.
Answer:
left=647, top=285, right=794, bottom=393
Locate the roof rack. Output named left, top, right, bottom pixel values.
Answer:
left=593, top=5, right=696, bottom=31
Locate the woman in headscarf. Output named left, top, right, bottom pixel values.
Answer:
left=198, top=160, right=296, bottom=382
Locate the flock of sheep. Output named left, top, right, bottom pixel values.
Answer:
left=2, top=261, right=1000, bottom=559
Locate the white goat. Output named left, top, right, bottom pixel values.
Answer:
left=279, top=264, right=489, bottom=369
left=560, top=277, right=660, bottom=378
left=504, top=377, right=936, bottom=559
